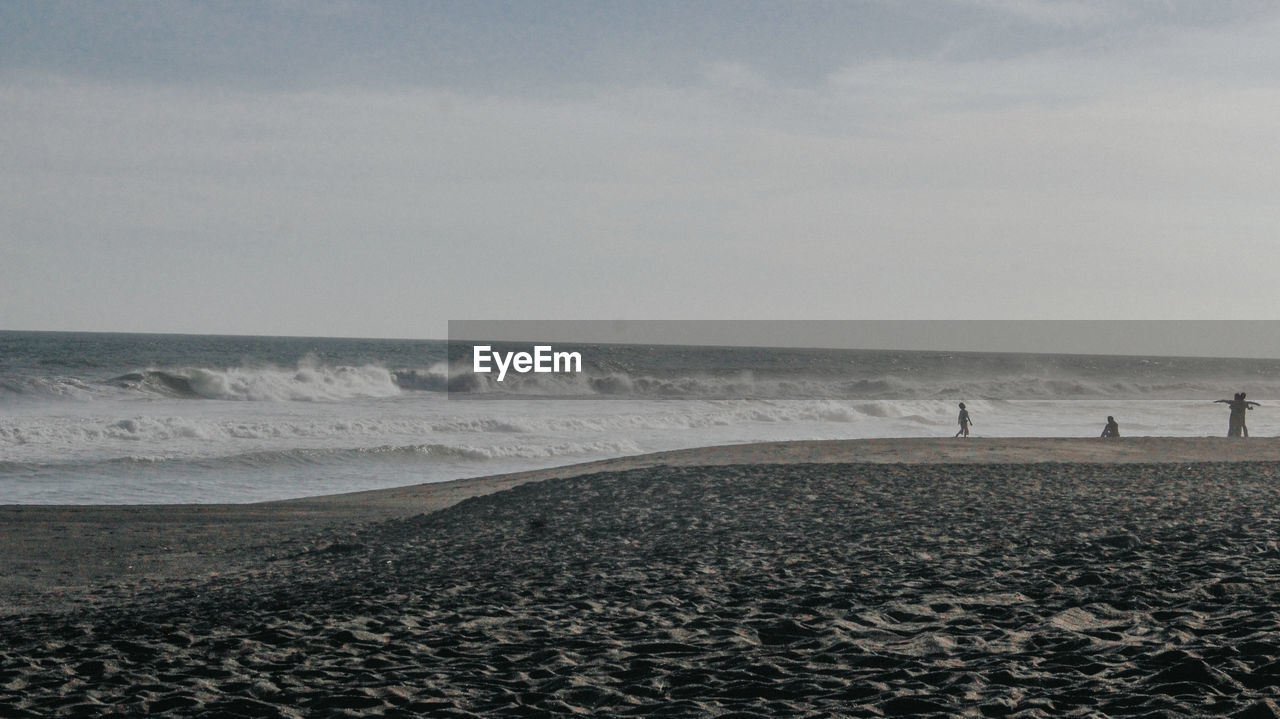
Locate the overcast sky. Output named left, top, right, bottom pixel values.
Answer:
left=4, top=1, right=1280, bottom=351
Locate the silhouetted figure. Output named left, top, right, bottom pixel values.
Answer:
left=955, top=402, right=972, bottom=438
left=1215, top=392, right=1260, bottom=437
left=1101, top=416, right=1120, bottom=438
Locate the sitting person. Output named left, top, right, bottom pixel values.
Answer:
left=1100, top=416, right=1120, bottom=438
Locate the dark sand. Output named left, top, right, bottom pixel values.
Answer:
left=4, top=438, right=1280, bottom=717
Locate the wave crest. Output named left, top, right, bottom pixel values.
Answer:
left=110, top=362, right=402, bottom=401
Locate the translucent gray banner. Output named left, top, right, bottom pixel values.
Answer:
left=445, top=321, right=1280, bottom=400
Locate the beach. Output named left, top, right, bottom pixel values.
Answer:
left=4, top=437, right=1280, bottom=716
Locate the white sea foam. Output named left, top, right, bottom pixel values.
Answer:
left=169, top=362, right=403, bottom=401
left=6, top=331, right=1280, bottom=503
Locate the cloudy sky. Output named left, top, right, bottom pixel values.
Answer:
left=4, top=1, right=1280, bottom=343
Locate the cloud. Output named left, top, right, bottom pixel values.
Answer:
left=949, top=0, right=1117, bottom=28
left=6, top=3, right=1280, bottom=335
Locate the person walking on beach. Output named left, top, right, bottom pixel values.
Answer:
left=1101, top=416, right=1120, bottom=438
left=1216, top=392, right=1260, bottom=437
left=955, top=402, right=972, bottom=437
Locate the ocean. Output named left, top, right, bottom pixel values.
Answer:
left=3, top=330, right=1280, bottom=505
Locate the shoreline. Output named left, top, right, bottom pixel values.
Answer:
left=3, top=436, right=1279, bottom=614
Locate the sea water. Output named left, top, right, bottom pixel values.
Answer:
left=3, top=331, right=1279, bottom=504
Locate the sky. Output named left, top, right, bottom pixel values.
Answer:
left=4, top=1, right=1280, bottom=351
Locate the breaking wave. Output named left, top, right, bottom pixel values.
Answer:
left=107, top=363, right=404, bottom=402
left=444, top=370, right=1280, bottom=401
left=8, top=354, right=1280, bottom=405
left=8, top=363, right=1280, bottom=406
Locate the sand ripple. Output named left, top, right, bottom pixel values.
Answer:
left=5, top=462, right=1280, bottom=716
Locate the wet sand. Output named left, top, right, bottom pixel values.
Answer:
left=3, top=437, right=1280, bottom=716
